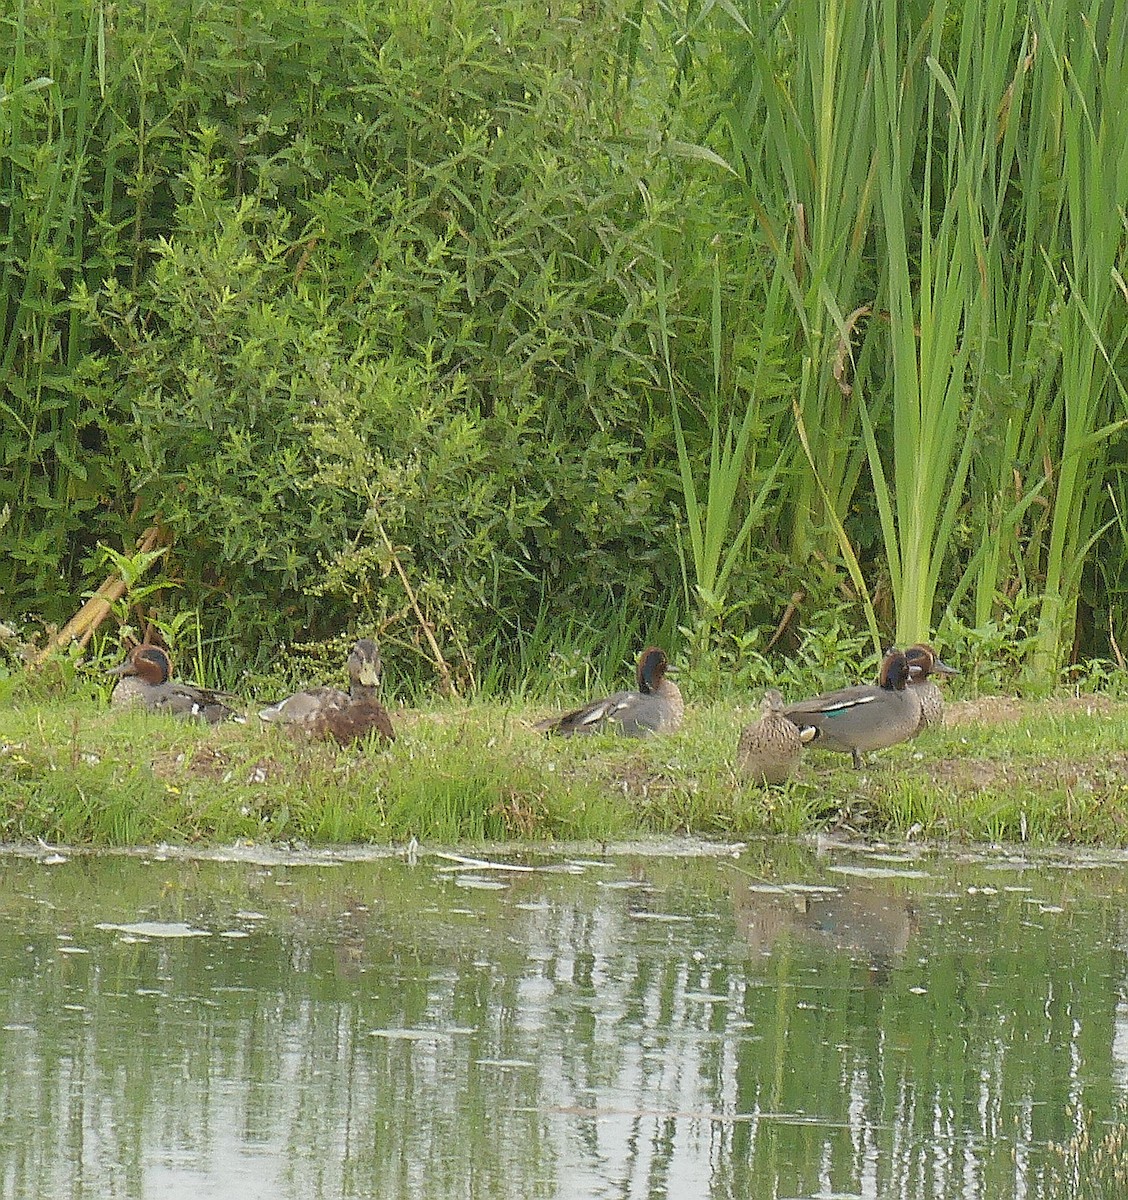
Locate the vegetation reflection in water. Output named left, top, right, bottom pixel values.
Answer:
left=1, top=842, right=1127, bottom=1200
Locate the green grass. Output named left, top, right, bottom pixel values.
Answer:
left=3, top=690, right=1128, bottom=848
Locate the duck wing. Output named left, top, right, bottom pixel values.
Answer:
left=535, top=689, right=638, bottom=735
left=153, top=682, right=241, bottom=724
left=259, top=686, right=349, bottom=725
left=609, top=690, right=678, bottom=735
left=537, top=688, right=676, bottom=737
left=782, top=684, right=881, bottom=720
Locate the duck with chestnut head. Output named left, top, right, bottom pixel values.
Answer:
left=902, top=642, right=958, bottom=734
left=782, top=648, right=922, bottom=768
left=535, top=646, right=683, bottom=737
left=107, top=644, right=241, bottom=724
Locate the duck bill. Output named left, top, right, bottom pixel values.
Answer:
left=356, top=661, right=382, bottom=687
left=932, top=657, right=959, bottom=676
left=106, top=661, right=133, bottom=677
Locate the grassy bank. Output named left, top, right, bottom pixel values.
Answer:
left=3, top=691, right=1128, bottom=848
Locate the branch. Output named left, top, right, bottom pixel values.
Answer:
left=33, top=524, right=167, bottom=664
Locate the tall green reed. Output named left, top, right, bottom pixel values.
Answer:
left=719, top=0, right=884, bottom=571
left=927, top=0, right=1126, bottom=679
left=672, top=0, right=1125, bottom=673
left=1, top=0, right=109, bottom=609
left=864, top=0, right=985, bottom=646
left=1025, top=0, right=1127, bottom=680
left=858, top=0, right=1126, bottom=671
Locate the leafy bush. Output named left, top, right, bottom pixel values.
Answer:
left=5, top=0, right=1124, bottom=690
left=69, top=22, right=716, bottom=682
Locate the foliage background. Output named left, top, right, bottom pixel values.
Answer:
left=1, top=0, right=1124, bottom=692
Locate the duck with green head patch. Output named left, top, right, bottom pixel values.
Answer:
left=902, top=642, right=958, bottom=733
left=782, top=648, right=922, bottom=768
left=107, top=644, right=241, bottom=724
left=535, top=646, right=683, bottom=737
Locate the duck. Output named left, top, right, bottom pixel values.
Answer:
left=737, top=689, right=816, bottom=785
left=259, top=638, right=395, bottom=746
left=902, top=642, right=958, bottom=734
left=534, top=646, right=683, bottom=737
left=782, top=648, right=922, bottom=768
left=107, top=644, right=241, bottom=724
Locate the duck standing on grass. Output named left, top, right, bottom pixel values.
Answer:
left=107, top=644, right=241, bottom=724
left=902, top=642, right=958, bottom=734
left=782, top=648, right=922, bottom=768
left=259, top=638, right=395, bottom=746
left=737, top=689, right=816, bottom=785
left=535, top=646, right=683, bottom=737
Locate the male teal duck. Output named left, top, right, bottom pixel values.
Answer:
left=107, top=644, right=240, bottom=724
left=782, top=648, right=922, bottom=768
left=535, top=646, right=683, bottom=737
left=737, top=689, right=816, bottom=786
left=259, top=638, right=395, bottom=746
left=902, top=642, right=958, bottom=734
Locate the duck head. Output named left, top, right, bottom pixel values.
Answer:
left=765, top=687, right=816, bottom=742
left=635, top=647, right=670, bottom=694
left=107, top=644, right=172, bottom=685
left=877, top=648, right=912, bottom=691
left=904, top=643, right=958, bottom=679
left=347, top=639, right=383, bottom=688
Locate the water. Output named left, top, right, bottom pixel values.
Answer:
left=1, top=839, right=1126, bottom=1199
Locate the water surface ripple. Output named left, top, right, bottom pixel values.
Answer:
left=1, top=840, right=1125, bottom=1199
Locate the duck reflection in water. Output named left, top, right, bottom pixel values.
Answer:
left=731, top=879, right=918, bottom=986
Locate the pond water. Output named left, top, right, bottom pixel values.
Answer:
left=1, top=839, right=1126, bottom=1200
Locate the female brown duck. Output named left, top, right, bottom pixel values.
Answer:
left=259, top=639, right=395, bottom=746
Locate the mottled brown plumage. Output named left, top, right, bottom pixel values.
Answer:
left=737, top=689, right=816, bottom=785
left=259, top=639, right=395, bottom=746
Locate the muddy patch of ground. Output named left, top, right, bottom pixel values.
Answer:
left=149, top=745, right=285, bottom=786
left=923, top=754, right=1128, bottom=793
left=945, top=694, right=1123, bottom=725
